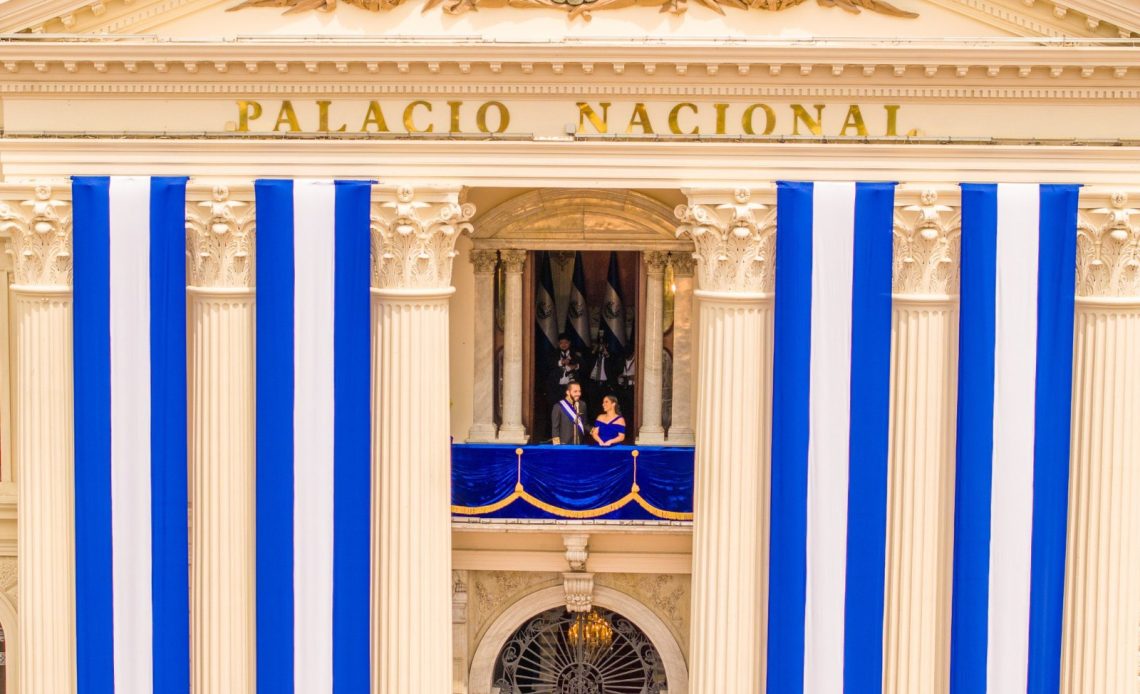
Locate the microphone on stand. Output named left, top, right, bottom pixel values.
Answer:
left=573, top=398, right=584, bottom=444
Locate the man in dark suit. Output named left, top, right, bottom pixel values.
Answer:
left=551, top=381, right=588, bottom=445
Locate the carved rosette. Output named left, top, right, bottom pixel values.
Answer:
left=675, top=189, right=775, bottom=294
left=1077, top=193, right=1140, bottom=298
left=371, top=186, right=475, bottom=291
left=185, top=185, right=254, bottom=289
left=892, top=190, right=962, bottom=296
left=0, top=185, right=73, bottom=287
left=469, top=249, right=499, bottom=275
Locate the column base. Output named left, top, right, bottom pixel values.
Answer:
left=663, top=428, right=695, bottom=447
left=466, top=424, right=497, bottom=443
left=496, top=426, right=528, bottom=444
left=636, top=428, right=666, bottom=446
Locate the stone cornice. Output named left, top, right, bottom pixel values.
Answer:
left=0, top=37, right=1137, bottom=87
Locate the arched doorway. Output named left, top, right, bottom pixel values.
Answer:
left=493, top=606, right=666, bottom=694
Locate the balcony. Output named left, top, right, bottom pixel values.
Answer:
left=451, top=443, right=694, bottom=526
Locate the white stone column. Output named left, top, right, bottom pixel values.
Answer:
left=676, top=188, right=774, bottom=692
left=883, top=191, right=960, bottom=694
left=637, top=251, right=668, bottom=445
left=497, top=250, right=528, bottom=443
left=667, top=253, right=695, bottom=446
left=371, top=186, right=474, bottom=694
left=467, top=249, right=498, bottom=442
left=1, top=185, right=77, bottom=694
left=1061, top=193, right=1140, bottom=694
left=185, top=185, right=256, bottom=694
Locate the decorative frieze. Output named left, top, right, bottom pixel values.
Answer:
left=185, top=185, right=254, bottom=289
left=892, top=190, right=962, bottom=296
left=675, top=188, right=776, bottom=294
left=0, top=185, right=72, bottom=287
left=370, top=185, right=475, bottom=290
left=1077, top=193, right=1140, bottom=298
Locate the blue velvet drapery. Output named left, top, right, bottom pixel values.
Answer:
left=451, top=444, right=694, bottom=521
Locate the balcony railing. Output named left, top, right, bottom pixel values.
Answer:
left=451, top=443, right=694, bottom=522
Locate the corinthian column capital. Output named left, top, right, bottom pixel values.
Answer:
left=468, top=249, right=499, bottom=274
left=371, top=185, right=475, bottom=291
left=1077, top=192, right=1140, bottom=298
left=674, top=188, right=775, bottom=294
left=186, top=184, right=254, bottom=290
left=499, top=249, right=527, bottom=274
left=892, top=189, right=961, bottom=297
left=0, top=184, right=73, bottom=288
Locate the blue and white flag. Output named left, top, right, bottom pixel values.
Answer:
left=563, top=250, right=592, bottom=353
left=72, top=176, right=190, bottom=694
left=601, top=250, right=627, bottom=357
left=536, top=251, right=560, bottom=363
left=254, top=179, right=373, bottom=694
left=767, top=181, right=895, bottom=694
left=950, top=183, right=1079, bottom=694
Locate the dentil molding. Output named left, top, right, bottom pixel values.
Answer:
left=185, top=184, right=255, bottom=289
left=675, top=188, right=776, bottom=294
left=892, top=189, right=962, bottom=296
left=370, top=185, right=476, bottom=290
left=0, top=185, right=73, bottom=287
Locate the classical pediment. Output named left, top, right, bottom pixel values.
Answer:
left=0, top=0, right=1136, bottom=37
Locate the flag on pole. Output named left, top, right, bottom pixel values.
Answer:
left=254, top=179, right=373, bottom=694
left=535, top=251, right=560, bottom=366
left=601, top=251, right=627, bottom=358
left=766, top=181, right=896, bottom=694
left=950, top=183, right=1080, bottom=694
left=72, top=176, right=190, bottom=694
left=563, top=251, right=592, bottom=353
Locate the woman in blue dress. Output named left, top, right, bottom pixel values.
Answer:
left=591, top=394, right=627, bottom=447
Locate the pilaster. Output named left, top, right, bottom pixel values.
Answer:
left=185, top=184, right=256, bottom=694
left=667, top=253, right=695, bottom=446
left=371, top=185, right=473, bottom=694
left=1062, top=192, right=1140, bottom=694
left=637, top=250, right=668, bottom=445
left=498, top=249, right=528, bottom=443
left=1, top=184, right=77, bottom=694
left=675, top=188, right=774, bottom=693
left=467, top=249, right=498, bottom=443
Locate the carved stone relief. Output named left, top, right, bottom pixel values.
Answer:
left=185, top=185, right=255, bottom=289
left=675, top=189, right=777, bottom=294
left=467, top=570, right=561, bottom=651
left=594, top=573, right=690, bottom=656
left=371, top=186, right=475, bottom=290
left=1077, top=193, right=1140, bottom=298
left=892, top=190, right=962, bottom=296
left=0, top=185, right=73, bottom=287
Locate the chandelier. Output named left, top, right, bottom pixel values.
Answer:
left=567, top=609, right=614, bottom=653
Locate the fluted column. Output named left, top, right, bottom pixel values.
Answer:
left=498, top=249, right=528, bottom=443
left=467, top=249, right=497, bottom=442
left=882, top=191, right=961, bottom=694
left=676, top=188, right=774, bottom=692
left=667, top=253, right=695, bottom=446
left=1, top=185, right=77, bottom=694
left=637, top=251, right=668, bottom=444
left=1062, top=193, right=1140, bottom=694
left=371, top=186, right=473, bottom=694
left=185, top=186, right=256, bottom=694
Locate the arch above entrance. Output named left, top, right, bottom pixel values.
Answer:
left=471, top=189, right=691, bottom=253
left=469, top=584, right=689, bottom=694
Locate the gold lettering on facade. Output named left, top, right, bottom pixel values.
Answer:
left=476, top=101, right=510, bottom=133
left=884, top=105, right=901, bottom=137
left=742, top=104, right=776, bottom=136
left=713, top=103, right=729, bottom=136
left=235, top=100, right=262, bottom=132
left=361, top=101, right=390, bottom=132
left=626, top=103, right=655, bottom=135
left=317, top=100, right=347, bottom=132
left=668, top=103, right=699, bottom=135
left=791, top=104, right=825, bottom=136
left=839, top=105, right=868, bottom=137
left=576, top=102, right=611, bottom=134
left=273, top=100, right=301, bottom=132
left=404, top=100, right=434, bottom=133
left=448, top=100, right=463, bottom=134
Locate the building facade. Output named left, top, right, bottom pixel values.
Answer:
left=0, top=0, right=1137, bottom=692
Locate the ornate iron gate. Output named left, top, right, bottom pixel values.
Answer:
left=493, top=607, right=668, bottom=694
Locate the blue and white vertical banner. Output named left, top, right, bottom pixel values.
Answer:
left=767, top=181, right=896, bottom=694
left=950, top=183, right=1080, bottom=694
left=72, top=176, right=190, bottom=694
left=255, top=179, right=373, bottom=694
